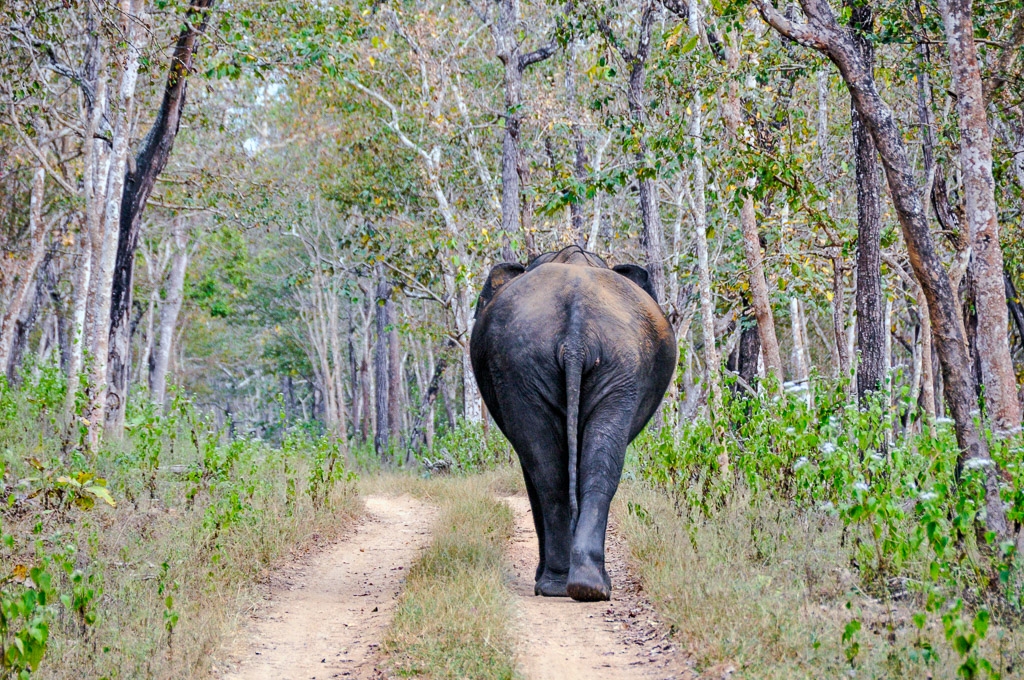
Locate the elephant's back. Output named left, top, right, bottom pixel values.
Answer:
left=472, top=263, right=674, bottom=364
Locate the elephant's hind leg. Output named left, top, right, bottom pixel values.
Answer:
left=567, top=410, right=631, bottom=602
left=520, top=463, right=546, bottom=582
left=506, top=423, right=571, bottom=598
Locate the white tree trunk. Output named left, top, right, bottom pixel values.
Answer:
left=0, top=167, right=47, bottom=376
left=689, top=96, right=722, bottom=416
left=459, top=286, right=482, bottom=424
left=86, top=0, right=144, bottom=446
left=149, top=224, right=188, bottom=406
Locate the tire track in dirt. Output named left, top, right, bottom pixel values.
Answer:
left=216, top=495, right=435, bottom=680
left=504, top=495, right=692, bottom=680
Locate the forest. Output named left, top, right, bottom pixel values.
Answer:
left=2, top=0, right=1024, bottom=677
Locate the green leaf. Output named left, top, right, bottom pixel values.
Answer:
left=85, top=485, right=117, bottom=508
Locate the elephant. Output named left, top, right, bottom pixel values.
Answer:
left=470, top=245, right=676, bottom=602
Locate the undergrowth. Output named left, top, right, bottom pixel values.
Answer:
left=0, top=365, right=359, bottom=679
left=621, top=381, right=1024, bottom=679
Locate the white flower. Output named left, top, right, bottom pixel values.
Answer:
left=934, top=417, right=955, bottom=426
left=918, top=492, right=938, bottom=502
left=963, top=458, right=994, bottom=470
left=785, top=427, right=796, bottom=435
left=820, top=442, right=836, bottom=454
left=794, top=456, right=810, bottom=471
left=853, top=481, right=870, bottom=492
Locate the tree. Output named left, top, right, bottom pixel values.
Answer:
left=752, top=0, right=1011, bottom=538
left=847, top=0, right=885, bottom=403
left=106, top=0, right=216, bottom=433
left=937, top=0, right=1022, bottom=434
left=469, top=0, right=557, bottom=260
left=0, top=168, right=47, bottom=378
left=595, top=1, right=667, bottom=302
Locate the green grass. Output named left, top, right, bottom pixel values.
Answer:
left=0, top=372, right=360, bottom=679
left=382, top=475, right=518, bottom=679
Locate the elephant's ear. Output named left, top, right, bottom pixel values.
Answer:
left=612, top=264, right=658, bottom=303
left=476, top=263, right=526, bottom=317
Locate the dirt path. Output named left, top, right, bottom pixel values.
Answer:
left=217, top=495, right=435, bottom=680
left=504, top=496, right=690, bottom=680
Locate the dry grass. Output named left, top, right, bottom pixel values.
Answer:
left=381, top=475, right=519, bottom=679
left=613, top=482, right=1024, bottom=679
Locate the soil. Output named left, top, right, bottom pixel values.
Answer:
left=504, top=495, right=694, bottom=680
left=215, top=495, right=436, bottom=680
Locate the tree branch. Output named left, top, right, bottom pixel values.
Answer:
left=344, top=77, right=435, bottom=167
left=519, top=42, right=557, bottom=71
left=749, top=0, right=830, bottom=51
left=381, top=260, right=451, bottom=308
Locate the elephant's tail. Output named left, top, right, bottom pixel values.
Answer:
left=563, top=341, right=584, bottom=535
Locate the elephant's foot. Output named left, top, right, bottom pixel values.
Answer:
left=534, top=572, right=569, bottom=597
left=567, top=560, right=611, bottom=602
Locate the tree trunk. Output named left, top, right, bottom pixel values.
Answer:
left=407, top=341, right=453, bottom=454
left=43, top=256, right=70, bottom=375
left=625, top=2, right=666, bottom=302
left=441, top=370, right=457, bottom=431
left=688, top=97, right=722, bottom=415
left=387, top=305, right=401, bottom=443
left=459, top=286, right=482, bottom=424
left=727, top=310, right=761, bottom=394
left=106, top=0, right=215, bottom=433
left=492, top=0, right=554, bottom=260
left=64, top=219, right=92, bottom=418
left=919, top=287, right=936, bottom=433
left=360, top=355, right=373, bottom=442
left=374, top=273, right=391, bottom=459
left=718, top=28, right=784, bottom=387
left=939, top=0, right=1022, bottom=434
left=1007, top=271, right=1024, bottom=348
left=567, top=38, right=588, bottom=248
left=0, top=168, right=47, bottom=376
left=831, top=255, right=851, bottom=380
left=425, top=349, right=436, bottom=451
left=86, top=0, right=143, bottom=447
left=849, top=3, right=885, bottom=403
left=148, top=222, right=188, bottom=406
left=587, top=132, right=613, bottom=248
left=791, top=297, right=809, bottom=386
left=7, top=264, right=48, bottom=383
left=348, top=333, right=361, bottom=440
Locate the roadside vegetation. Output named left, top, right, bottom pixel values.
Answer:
left=618, top=385, right=1024, bottom=679
left=0, top=368, right=358, bottom=679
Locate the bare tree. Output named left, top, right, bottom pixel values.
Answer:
left=468, top=0, right=556, bottom=259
